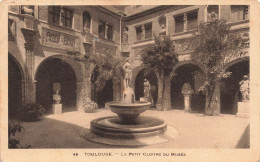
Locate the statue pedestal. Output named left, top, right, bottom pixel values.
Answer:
left=236, top=102, right=249, bottom=118
left=183, top=94, right=192, bottom=112
left=52, top=104, right=62, bottom=114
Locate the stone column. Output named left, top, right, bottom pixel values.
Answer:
left=76, top=81, right=85, bottom=111
left=21, top=27, right=36, bottom=104
left=141, top=25, right=145, bottom=40
left=183, top=13, right=188, bottom=32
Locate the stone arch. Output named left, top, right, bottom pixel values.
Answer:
left=35, top=55, right=84, bottom=82
left=221, top=57, right=249, bottom=114
left=171, top=60, right=204, bottom=79
left=89, top=65, right=114, bottom=108
left=8, top=53, right=25, bottom=80
left=131, top=66, right=160, bottom=88
left=131, top=66, right=145, bottom=88
left=8, top=54, right=24, bottom=118
left=132, top=66, right=159, bottom=107
left=224, top=57, right=249, bottom=72
left=35, top=56, right=82, bottom=112
left=170, top=61, right=205, bottom=112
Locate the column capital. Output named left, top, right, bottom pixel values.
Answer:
left=21, top=28, right=36, bottom=49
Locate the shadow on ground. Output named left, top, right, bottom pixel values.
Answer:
left=236, top=124, right=250, bottom=148
left=15, top=117, right=119, bottom=148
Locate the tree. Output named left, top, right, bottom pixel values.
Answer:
left=89, top=52, right=125, bottom=92
left=188, top=19, right=246, bottom=115
left=142, top=35, right=178, bottom=110
left=74, top=50, right=125, bottom=101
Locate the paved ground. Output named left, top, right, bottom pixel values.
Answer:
left=14, top=109, right=249, bottom=149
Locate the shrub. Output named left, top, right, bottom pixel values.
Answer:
left=20, top=103, right=46, bottom=122
left=8, top=120, right=31, bottom=148
left=83, top=98, right=98, bottom=113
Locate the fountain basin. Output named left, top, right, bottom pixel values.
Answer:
left=81, top=116, right=168, bottom=146
left=108, top=101, right=151, bottom=124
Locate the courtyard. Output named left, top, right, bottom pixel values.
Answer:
left=13, top=109, right=249, bottom=149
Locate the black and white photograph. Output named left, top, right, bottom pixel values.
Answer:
left=1, top=1, right=260, bottom=162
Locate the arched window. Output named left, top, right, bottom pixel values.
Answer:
left=83, top=11, right=91, bottom=33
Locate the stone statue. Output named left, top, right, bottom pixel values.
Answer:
left=181, top=83, right=194, bottom=95
left=83, top=22, right=90, bottom=33
left=22, top=6, right=34, bottom=16
left=53, top=83, right=61, bottom=104
left=239, top=75, right=250, bottom=102
left=123, top=57, right=132, bottom=88
left=159, top=23, right=166, bottom=35
left=122, top=27, right=128, bottom=43
left=181, top=83, right=194, bottom=112
left=144, top=79, right=151, bottom=98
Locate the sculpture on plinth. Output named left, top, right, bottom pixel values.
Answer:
left=236, top=75, right=250, bottom=118
left=144, top=79, right=151, bottom=98
left=239, top=75, right=250, bottom=102
left=52, top=83, right=62, bottom=114
left=181, top=83, right=194, bottom=112
left=53, top=83, right=61, bottom=104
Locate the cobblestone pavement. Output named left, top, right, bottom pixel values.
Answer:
left=14, top=109, right=249, bottom=148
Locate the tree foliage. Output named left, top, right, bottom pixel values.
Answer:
left=188, top=19, right=246, bottom=115
left=142, top=35, right=178, bottom=75
left=90, top=52, right=125, bottom=91
left=74, top=51, right=125, bottom=92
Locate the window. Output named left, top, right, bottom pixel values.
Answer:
left=135, top=23, right=153, bottom=41
left=98, top=21, right=114, bottom=40
left=174, top=10, right=198, bottom=33
left=175, top=14, right=184, bottom=33
left=48, top=6, right=73, bottom=28
left=135, top=26, right=142, bottom=41
left=83, top=11, right=91, bottom=33
left=49, top=6, right=60, bottom=25
left=62, top=8, right=73, bottom=28
left=106, top=24, right=113, bottom=40
left=187, top=11, right=198, bottom=31
left=231, top=5, right=249, bottom=22
left=144, top=23, right=152, bottom=39
left=98, top=21, right=106, bottom=38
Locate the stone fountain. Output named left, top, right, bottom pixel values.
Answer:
left=81, top=60, right=169, bottom=146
